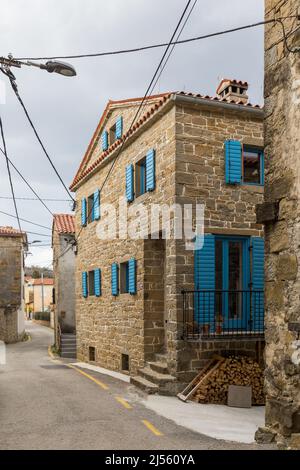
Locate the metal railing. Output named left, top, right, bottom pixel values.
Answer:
left=182, top=290, right=264, bottom=340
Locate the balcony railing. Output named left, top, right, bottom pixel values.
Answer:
left=182, top=290, right=264, bottom=340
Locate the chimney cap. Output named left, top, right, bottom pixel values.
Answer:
left=216, top=78, right=249, bottom=96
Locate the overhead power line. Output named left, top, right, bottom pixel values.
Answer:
left=0, top=195, right=71, bottom=202
left=0, top=208, right=52, bottom=231
left=0, top=67, right=75, bottom=203
left=14, top=16, right=299, bottom=62
left=0, top=114, right=22, bottom=232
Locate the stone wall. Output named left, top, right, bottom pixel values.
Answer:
left=257, top=0, right=300, bottom=450
left=0, top=236, right=24, bottom=343
left=73, top=95, right=264, bottom=380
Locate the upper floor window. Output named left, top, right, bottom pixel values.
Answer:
left=109, top=122, right=117, bottom=146
left=135, top=157, right=147, bottom=197
left=88, top=270, right=95, bottom=296
left=120, top=261, right=130, bottom=294
left=243, top=147, right=264, bottom=185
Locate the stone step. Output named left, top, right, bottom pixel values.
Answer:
left=130, top=376, right=159, bottom=394
left=61, top=347, right=77, bottom=353
left=61, top=352, right=77, bottom=358
left=138, top=367, right=176, bottom=386
left=148, top=361, right=169, bottom=374
left=61, top=341, right=77, bottom=346
left=155, top=353, right=168, bottom=363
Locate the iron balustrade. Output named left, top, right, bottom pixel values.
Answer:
left=181, top=290, right=264, bottom=340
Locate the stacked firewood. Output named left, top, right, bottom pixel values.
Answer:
left=193, top=356, right=265, bottom=405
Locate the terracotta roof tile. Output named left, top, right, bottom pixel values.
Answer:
left=53, top=214, right=75, bottom=234
left=32, top=278, right=54, bottom=286
left=0, top=226, right=26, bottom=238
left=70, top=90, right=262, bottom=190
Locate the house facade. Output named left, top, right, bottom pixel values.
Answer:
left=0, top=226, right=27, bottom=343
left=71, top=80, right=264, bottom=393
left=52, top=214, right=76, bottom=343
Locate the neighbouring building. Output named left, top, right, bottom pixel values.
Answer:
left=70, top=80, right=265, bottom=393
left=52, top=214, right=76, bottom=347
left=255, top=1, right=300, bottom=449
left=31, top=278, right=54, bottom=313
left=0, top=226, right=28, bottom=343
left=24, top=276, right=34, bottom=317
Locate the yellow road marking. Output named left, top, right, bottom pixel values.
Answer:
left=115, top=396, right=132, bottom=409
left=67, top=364, right=109, bottom=390
left=142, top=420, right=163, bottom=436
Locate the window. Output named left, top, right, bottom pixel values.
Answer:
left=89, top=347, right=96, bottom=362
left=109, top=123, right=117, bottom=146
left=243, top=147, right=264, bottom=185
left=135, top=157, right=147, bottom=197
left=88, top=271, right=95, bottom=296
left=121, top=353, right=129, bottom=371
left=120, top=262, right=129, bottom=294
left=87, top=194, right=94, bottom=223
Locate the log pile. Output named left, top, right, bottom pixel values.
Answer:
left=193, top=356, right=265, bottom=405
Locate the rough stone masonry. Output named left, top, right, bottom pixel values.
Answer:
left=256, top=0, right=300, bottom=450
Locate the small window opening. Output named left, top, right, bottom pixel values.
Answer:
left=109, top=123, right=117, bottom=146
left=243, top=147, right=262, bottom=184
left=232, top=86, right=238, bottom=93
left=120, top=262, right=129, bottom=294
left=87, top=194, right=94, bottom=223
left=135, top=157, right=147, bottom=197
left=89, top=347, right=96, bottom=362
left=88, top=270, right=95, bottom=296
left=121, top=353, right=129, bottom=371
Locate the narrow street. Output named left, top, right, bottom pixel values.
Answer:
left=0, top=322, right=266, bottom=450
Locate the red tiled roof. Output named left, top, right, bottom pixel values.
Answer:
left=0, top=226, right=26, bottom=238
left=53, top=214, right=75, bottom=234
left=216, top=78, right=249, bottom=94
left=32, top=278, right=54, bottom=286
left=70, top=91, right=262, bottom=190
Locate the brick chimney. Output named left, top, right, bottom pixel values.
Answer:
left=216, top=79, right=249, bottom=104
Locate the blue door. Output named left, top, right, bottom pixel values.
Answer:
left=215, top=236, right=250, bottom=330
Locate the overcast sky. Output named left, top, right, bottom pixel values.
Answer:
left=0, top=0, right=264, bottom=268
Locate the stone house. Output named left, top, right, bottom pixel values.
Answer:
left=70, top=80, right=265, bottom=393
left=0, top=226, right=27, bottom=343
left=31, top=278, right=54, bottom=313
left=255, top=0, right=300, bottom=449
left=52, top=214, right=76, bottom=347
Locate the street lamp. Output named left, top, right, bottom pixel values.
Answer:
left=0, top=55, right=77, bottom=77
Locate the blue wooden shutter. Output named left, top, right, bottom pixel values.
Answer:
left=194, top=234, right=215, bottom=328
left=126, top=164, right=134, bottom=202
left=94, top=269, right=101, bottom=297
left=82, top=272, right=88, bottom=298
left=146, top=149, right=155, bottom=191
left=128, top=259, right=136, bottom=295
left=252, top=237, right=265, bottom=332
left=260, top=151, right=265, bottom=185
left=81, top=198, right=87, bottom=227
left=115, top=116, right=123, bottom=140
left=225, top=140, right=242, bottom=184
left=94, top=190, right=100, bottom=220
left=101, top=131, right=108, bottom=151
left=111, top=263, right=119, bottom=296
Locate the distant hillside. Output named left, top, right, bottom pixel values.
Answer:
left=25, top=266, right=54, bottom=279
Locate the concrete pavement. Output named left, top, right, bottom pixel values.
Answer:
left=0, top=322, right=272, bottom=450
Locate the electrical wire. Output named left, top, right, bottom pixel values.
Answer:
left=0, top=195, right=71, bottom=202
left=0, top=114, right=22, bottom=233
left=75, top=0, right=194, bottom=245
left=0, top=208, right=52, bottom=231
left=14, top=16, right=299, bottom=62
left=0, top=67, right=75, bottom=203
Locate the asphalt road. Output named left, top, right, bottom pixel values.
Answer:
left=0, top=321, right=268, bottom=450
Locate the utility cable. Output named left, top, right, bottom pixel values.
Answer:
left=0, top=114, right=22, bottom=232
left=14, top=16, right=299, bottom=62
left=0, top=208, right=52, bottom=231
left=0, top=67, right=75, bottom=203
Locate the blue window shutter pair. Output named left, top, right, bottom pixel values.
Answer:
left=194, top=234, right=215, bottom=327
left=252, top=237, right=264, bottom=332
left=225, top=140, right=242, bottom=184
left=82, top=272, right=88, bottom=298
left=146, top=149, right=155, bottom=191
left=128, top=259, right=137, bottom=295
left=81, top=198, right=87, bottom=227
left=94, top=268, right=101, bottom=297
left=126, top=164, right=134, bottom=202
left=111, top=263, right=119, bottom=296
left=115, top=116, right=123, bottom=140
left=101, top=131, right=108, bottom=151
left=93, top=190, right=101, bottom=221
